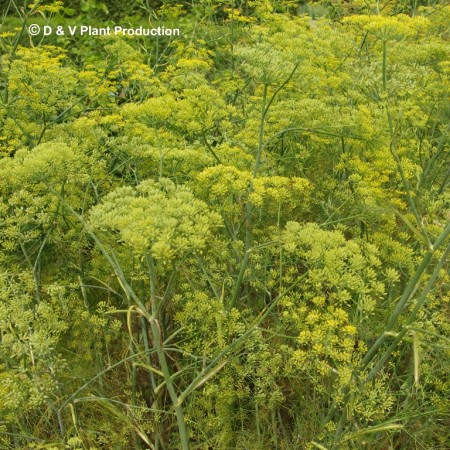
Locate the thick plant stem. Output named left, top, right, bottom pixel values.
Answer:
left=231, top=81, right=269, bottom=307
left=229, top=84, right=267, bottom=310
left=147, top=255, right=190, bottom=450
left=361, top=219, right=450, bottom=369
left=54, top=193, right=189, bottom=447
left=330, top=225, right=449, bottom=446
left=366, top=245, right=449, bottom=382
left=149, top=319, right=189, bottom=450
left=387, top=110, right=433, bottom=249
left=230, top=63, right=300, bottom=309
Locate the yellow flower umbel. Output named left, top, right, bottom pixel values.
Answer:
left=89, top=178, right=222, bottom=264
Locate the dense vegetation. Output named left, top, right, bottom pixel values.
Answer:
left=0, top=1, right=449, bottom=448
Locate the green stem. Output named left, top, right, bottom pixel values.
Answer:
left=253, top=83, right=268, bottom=177
left=366, top=245, right=449, bottom=382
left=147, top=255, right=190, bottom=450
left=382, top=39, right=387, bottom=92
left=388, top=110, right=432, bottom=249
left=230, top=63, right=300, bottom=309
left=150, top=318, right=190, bottom=450
left=3, top=1, right=43, bottom=104
left=59, top=349, right=155, bottom=412
left=361, top=252, right=428, bottom=368
left=179, top=272, right=309, bottom=405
